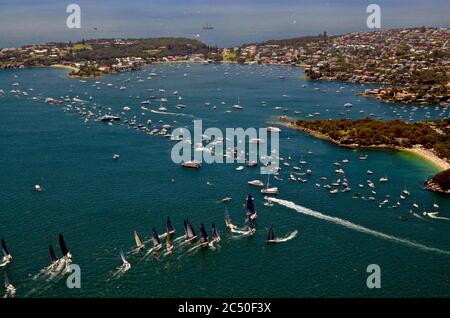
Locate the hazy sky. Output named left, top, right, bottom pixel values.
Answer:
left=0, top=0, right=449, bottom=47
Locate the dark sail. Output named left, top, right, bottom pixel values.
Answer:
left=267, top=227, right=275, bottom=241
left=186, top=220, right=196, bottom=239
left=49, top=245, right=59, bottom=263
left=211, top=223, right=219, bottom=239
left=58, top=233, right=69, bottom=257
left=200, top=223, right=208, bottom=243
left=152, top=227, right=161, bottom=246
left=4, top=272, right=10, bottom=288
left=167, top=216, right=175, bottom=233
left=225, top=208, right=232, bottom=225
left=183, top=219, right=188, bottom=235
left=248, top=217, right=255, bottom=230
left=246, top=195, right=256, bottom=215
left=1, top=237, right=10, bottom=256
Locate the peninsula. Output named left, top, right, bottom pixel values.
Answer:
left=1, top=28, right=448, bottom=104
left=275, top=117, right=450, bottom=193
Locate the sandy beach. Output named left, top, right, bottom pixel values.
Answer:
left=273, top=120, right=450, bottom=172
left=50, top=64, right=79, bottom=73
left=402, top=146, right=450, bottom=172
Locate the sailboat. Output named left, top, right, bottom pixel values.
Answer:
left=120, top=249, right=131, bottom=270
left=166, top=216, right=176, bottom=234
left=211, top=223, right=220, bottom=243
left=134, top=231, right=145, bottom=251
left=224, top=209, right=237, bottom=230
left=261, top=174, right=278, bottom=195
left=232, top=97, right=243, bottom=109
left=266, top=226, right=276, bottom=243
left=184, top=219, right=197, bottom=243
left=152, top=227, right=162, bottom=251
left=166, top=233, right=174, bottom=254
left=1, top=237, right=12, bottom=265
left=247, top=217, right=256, bottom=235
left=49, top=244, right=59, bottom=268
left=245, top=195, right=257, bottom=220
left=58, top=233, right=71, bottom=259
left=4, top=272, right=15, bottom=295
left=199, top=223, right=209, bottom=248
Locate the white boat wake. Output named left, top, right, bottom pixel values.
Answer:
left=111, top=265, right=130, bottom=279
left=32, top=259, right=70, bottom=281
left=426, top=212, right=450, bottom=220
left=230, top=228, right=250, bottom=235
left=268, top=198, right=450, bottom=256
left=0, top=260, right=10, bottom=267
left=150, top=109, right=193, bottom=117
left=268, top=230, right=298, bottom=243
left=412, top=212, right=425, bottom=220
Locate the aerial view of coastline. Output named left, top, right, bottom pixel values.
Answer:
left=1, top=0, right=450, bottom=306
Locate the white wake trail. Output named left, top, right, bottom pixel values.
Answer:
left=425, top=212, right=450, bottom=221
left=150, top=110, right=193, bottom=117
left=268, top=198, right=450, bottom=256
left=268, top=230, right=298, bottom=243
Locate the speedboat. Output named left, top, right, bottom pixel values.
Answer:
left=247, top=161, right=257, bottom=167
left=248, top=180, right=264, bottom=187
left=267, top=127, right=281, bottom=133
left=181, top=160, right=201, bottom=169
left=261, top=187, right=278, bottom=195
left=100, top=115, right=121, bottom=122
left=221, top=197, right=232, bottom=203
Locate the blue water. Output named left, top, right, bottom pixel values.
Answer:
left=0, top=64, right=449, bottom=297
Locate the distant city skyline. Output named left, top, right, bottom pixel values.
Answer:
left=1, top=0, right=449, bottom=48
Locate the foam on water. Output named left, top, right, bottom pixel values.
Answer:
left=269, top=198, right=450, bottom=256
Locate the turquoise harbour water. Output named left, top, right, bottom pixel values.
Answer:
left=0, top=64, right=449, bottom=298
